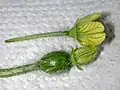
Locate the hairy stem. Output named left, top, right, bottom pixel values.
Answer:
left=5, top=31, right=68, bottom=43
left=0, top=63, right=37, bottom=78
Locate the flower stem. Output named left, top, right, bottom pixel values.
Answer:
left=0, top=63, right=37, bottom=78
left=5, top=31, right=68, bottom=43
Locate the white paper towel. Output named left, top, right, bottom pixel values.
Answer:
left=0, top=0, right=120, bottom=90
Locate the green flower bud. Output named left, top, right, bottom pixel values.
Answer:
left=70, top=45, right=99, bottom=69
left=68, top=13, right=106, bottom=45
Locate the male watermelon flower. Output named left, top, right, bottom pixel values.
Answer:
left=5, top=13, right=105, bottom=46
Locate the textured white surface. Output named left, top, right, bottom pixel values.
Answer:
left=0, top=0, right=120, bottom=90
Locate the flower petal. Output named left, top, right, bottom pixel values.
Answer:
left=70, top=46, right=99, bottom=70
left=74, top=46, right=98, bottom=65
left=77, top=22, right=105, bottom=45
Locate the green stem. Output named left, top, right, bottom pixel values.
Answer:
left=0, top=63, right=38, bottom=78
left=5, top=31, right=68, bottom=43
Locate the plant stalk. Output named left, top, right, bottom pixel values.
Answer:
left=0, top=63, right=37, bottom=78
left=5, top=31, right=68, bottom=43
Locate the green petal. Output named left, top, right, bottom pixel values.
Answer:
left=77, top=22, right=105, bottom=45
left=75, top=13, right=101, bottom=26
left=74, top=46, right=98, bottom=65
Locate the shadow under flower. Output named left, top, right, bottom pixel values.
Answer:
left=101, top=12, right=115, bottom=44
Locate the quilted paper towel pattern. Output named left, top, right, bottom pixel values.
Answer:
left=0, top=0, right=120, bottom=90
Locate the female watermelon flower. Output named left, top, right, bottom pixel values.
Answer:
left=5, top=13, right=105, bottom=46
left=0, top=46, right=99, bottom=77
